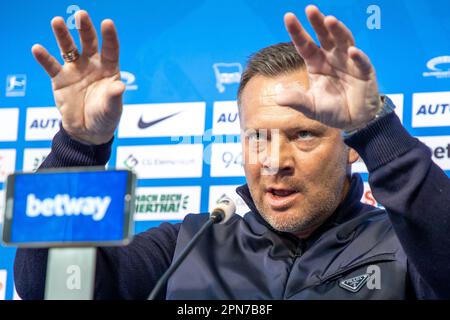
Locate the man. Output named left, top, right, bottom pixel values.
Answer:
left=15, top=6, right=450, bottom=299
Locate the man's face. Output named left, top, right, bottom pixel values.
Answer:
left=239, top=70, right=358, bottom=238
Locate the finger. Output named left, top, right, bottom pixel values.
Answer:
left=348, top=46, right=373, bottom=76
left=31, top=44, right=62, bottom=78
left=324, top=16, right=355, bottom=51
left=274, top=84, right=316, bottom=120
left=76, top=10, right=98, bottom=57
left=51, top=17, right=78, bottom=57
left=284, top=12, right=321, bottom=61
left=101, top=19, right=119, bottom=65
left=305, top=5, right=334, bottom=51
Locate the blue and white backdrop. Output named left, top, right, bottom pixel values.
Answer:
left=0, top=0, right=449, bottom=300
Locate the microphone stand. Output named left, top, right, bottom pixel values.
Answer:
left=147, top=214, right=222, bottom=300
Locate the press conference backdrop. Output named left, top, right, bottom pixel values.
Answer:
left=0, top=0, right=449, bottom=300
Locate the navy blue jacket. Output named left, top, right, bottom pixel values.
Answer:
left=14, top=112, right=450, bottom=299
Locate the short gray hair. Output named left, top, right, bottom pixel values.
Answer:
left=237, top=42, right=306, bottom=106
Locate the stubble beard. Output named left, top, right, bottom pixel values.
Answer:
left=251, top=171, right=347, bottom=237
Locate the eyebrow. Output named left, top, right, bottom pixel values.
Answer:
left=243, top=122, right=328, bottom=132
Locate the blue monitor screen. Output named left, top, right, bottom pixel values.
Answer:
left=9, top=170, right=131, bottom=244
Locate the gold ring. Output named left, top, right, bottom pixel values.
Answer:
left=62, top=48, right=80, bottom=63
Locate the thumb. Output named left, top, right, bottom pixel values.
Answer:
left=108, top=80, right=126, bottom=98
left=105, top=80, right=125, bottom=112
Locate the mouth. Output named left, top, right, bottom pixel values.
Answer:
left=265, top=187, right=300, bottom=210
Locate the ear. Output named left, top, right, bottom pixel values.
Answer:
left=347, top=147, right=360, bottom=165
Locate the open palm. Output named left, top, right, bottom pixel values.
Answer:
left=276, top=5, right=382, bottom=131
left=32, top=10, right=125, bottom=145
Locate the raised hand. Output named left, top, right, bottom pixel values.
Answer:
left=276, top=5, right=383, bottom=131
left=32, top=10, right=125, bottom=145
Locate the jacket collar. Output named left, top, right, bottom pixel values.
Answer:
left=235, top=174, right=365, bottom=239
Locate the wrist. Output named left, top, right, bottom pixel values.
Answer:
left=343, top=95, right=395, bottom=138
left=48, top=125, right=114, bottom=167
left=61, top=126, right=114, bottom=146
left=68, top=135, right=97, bottom=146
left=63, top=127, right=114, bottom=146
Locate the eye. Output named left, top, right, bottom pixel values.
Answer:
left=297, top=130, right=313, bottom=140
left=247, top=131, right=262, bottom=141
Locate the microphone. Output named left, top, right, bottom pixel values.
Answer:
left=210, top=196, right=236, bottom=224
left=147, top=197, right=236, bottom=300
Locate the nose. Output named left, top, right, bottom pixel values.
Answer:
left=261, top=137, right=295, bottom=176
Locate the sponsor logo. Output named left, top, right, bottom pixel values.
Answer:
left=415, top=104, right=449, bottom=116
left=120, top=71, right=138, bottom=90
left=23, top=148, right=50, bottom=172
left=138, top=111, right=181, bottom=129
left=210, top=143, right=245, bottom=177
left=412, top=92, right=450, bottom=127
left=25, top=107, right=62, bottom=140
left=362, top=182, right=383, bottom=208
left=6, top=74, right=26, bottom=97
left=209, top=185, right=250, bottom=216
left=0, top=149, right=16, bottom=183
left=0, top=270, right=6, bottom=300
left=123, top=154, right=139, bottom=170
left=26, top=194, right=111, bottom=221
left=212, top=101, right=241, bottom=135
left=118, top=103, right=205, bottom=138
left=0, top=108, right=19, bottom=141
left=116, top=145, right=203, bottom=179
left=137, top=193, right=189, bottom=213
left=423, top=56, right=450, bottom=78
left=213, top=63, right=242, bottom=93
left=417, top=136, right=450, bottom=170
left=31, top=156, right=46, bottom=171
left=134, top=186, right=201, bottom=221
left=217, top=113, right=239, bottom=123
left=354, top=138, right=450, bottom=174
left=29, top=118, right=60, bottom=129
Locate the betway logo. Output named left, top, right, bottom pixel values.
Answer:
left=26, top=194, right=111, bottom=221
left=418, top=136, right=450, bottom=170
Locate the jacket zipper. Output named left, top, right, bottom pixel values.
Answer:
left=294, top=240, right=306, bottom=258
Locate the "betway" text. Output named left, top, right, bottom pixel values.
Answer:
left=26, top=194, right=111, bottom=221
